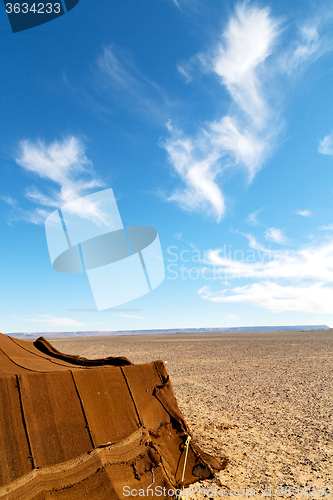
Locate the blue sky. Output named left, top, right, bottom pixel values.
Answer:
left=1, top=0, right=333, bottom=333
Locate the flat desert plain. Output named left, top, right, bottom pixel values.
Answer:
left=52, top=330, right=333, bottom=499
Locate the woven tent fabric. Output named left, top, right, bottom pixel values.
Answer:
left=0, top=333, right=228, bottom=499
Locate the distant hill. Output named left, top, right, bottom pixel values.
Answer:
left=7, top=325, right=331, bottom=339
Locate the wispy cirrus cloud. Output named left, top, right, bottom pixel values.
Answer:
left=170, top=0, right=181, bottom=9
left=204, top=239, right=333, bottom=282
left=10, top=136, right=105, bottom=225
left=169, top=0, right=198, bottom=12
left=264, top=227, right=286, bottom=244
left=16, top=314, right=84, bottom=327
left=164, top=121, right=226, bottom=219
left=233, top=230, right=268, bottom=252
left=199, top=237, right=333, bottom=313
left=164, top=3, right=280, bottom=220
left=319, top=131, right=333, bottom=155
left=0, top=195, right=18, bottom=208
left=246, top=208, right=263, bottom=225
left=96, top=45, right=171, bottom=124
left=297, top=209, right=311, bottom=217
left=172, top=232, right=184, bottom=241
left=198, top=281, right=333, bottom=314
left=281, top=23, right=326, bottom=74
left=163, top=3, right=331, bottom=221
left=118, top=313, right=147, bottom=320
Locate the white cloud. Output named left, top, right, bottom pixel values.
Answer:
left=198, top=281, right=333, bottom=314
left=164, top=4, right=281, bottom=220
left=209, top=117, right=268, bottom=181
left=205, top=238, right=333, bottom=282
left=118, top=313, right=147, bottom=320
left=318, top=224, right=333, bottom=230
left=5, top=206, right=53, bottom=226
left=319, top=131, right=333, bottom=155
left=97, top=46, right=169, bottom=123
left=235, top=231, right=268, bottom=252
left=173, top=232, right=183, bottom=241
left=15, top=136, right=104, bottom=224
left=17, top=315, right=83, bottom=327
left=265, top=227, right=286, bottom=244
left=17, top=136, right=91, bottom=186
left=212, top=4, right=279, bottom=122
left=23, top=208, right=51, bottom=225
left=170, top=0, right=197, bottom=12
left=164, top=122, right=225, bottom=219
left=98, top=46, right=141, bottom=93
left=199, top=237, right=333, bottom=313
left=177, top=63, right=192, bottom=83
left=171, top=0, right=181, bottom=9
left=227, top=314, right=239, bottom=321
left=0, top=195, right=18, bottom=208
left=282, top=23, right=324, bottom=73
left=246, top=208, right=263, bottom=225
left=164, top=4, right=331, bottom=221
left=297, top=209, right=311, bottom=217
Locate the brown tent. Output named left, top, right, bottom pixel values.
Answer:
left=0, top=332, right=227, bottom=499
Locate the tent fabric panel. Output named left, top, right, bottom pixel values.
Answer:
left=104, top=462, right=173, bottom=499
left=45, top=468, right=119, bottom=499
left=0, top=375, right=33, bottom=488
left=121, top=362, right=170, bottom=431
left=0, top=336, right=74, bottom=372
left=18, top=371, right=93, bottom=467
left=153, top=377, right=190, bottom=433
left=0, top=336, right=48, bottom=373
left=72, top=367, right=140, bottom=447
left=0, top=350, right=33, bottom=376
left=6, top=337, right=88, bottom=372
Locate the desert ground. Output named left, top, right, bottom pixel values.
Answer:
left=52, top=330, right=333, bottom=499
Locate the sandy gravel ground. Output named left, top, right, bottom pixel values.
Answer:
left=52, top=330, right=333, bottom=499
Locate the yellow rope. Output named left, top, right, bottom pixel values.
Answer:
left=175, top=436, right=191, bottom=499
left=181, top=435, right=191, bottom=482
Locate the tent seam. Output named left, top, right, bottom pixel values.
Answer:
left=15, top=374, right=35, bottom=470
left=69, top=370, right=95, bottom=449
left=120, top=367, right=143, bottom=427
left=0, top=347, right=39, bottom=373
